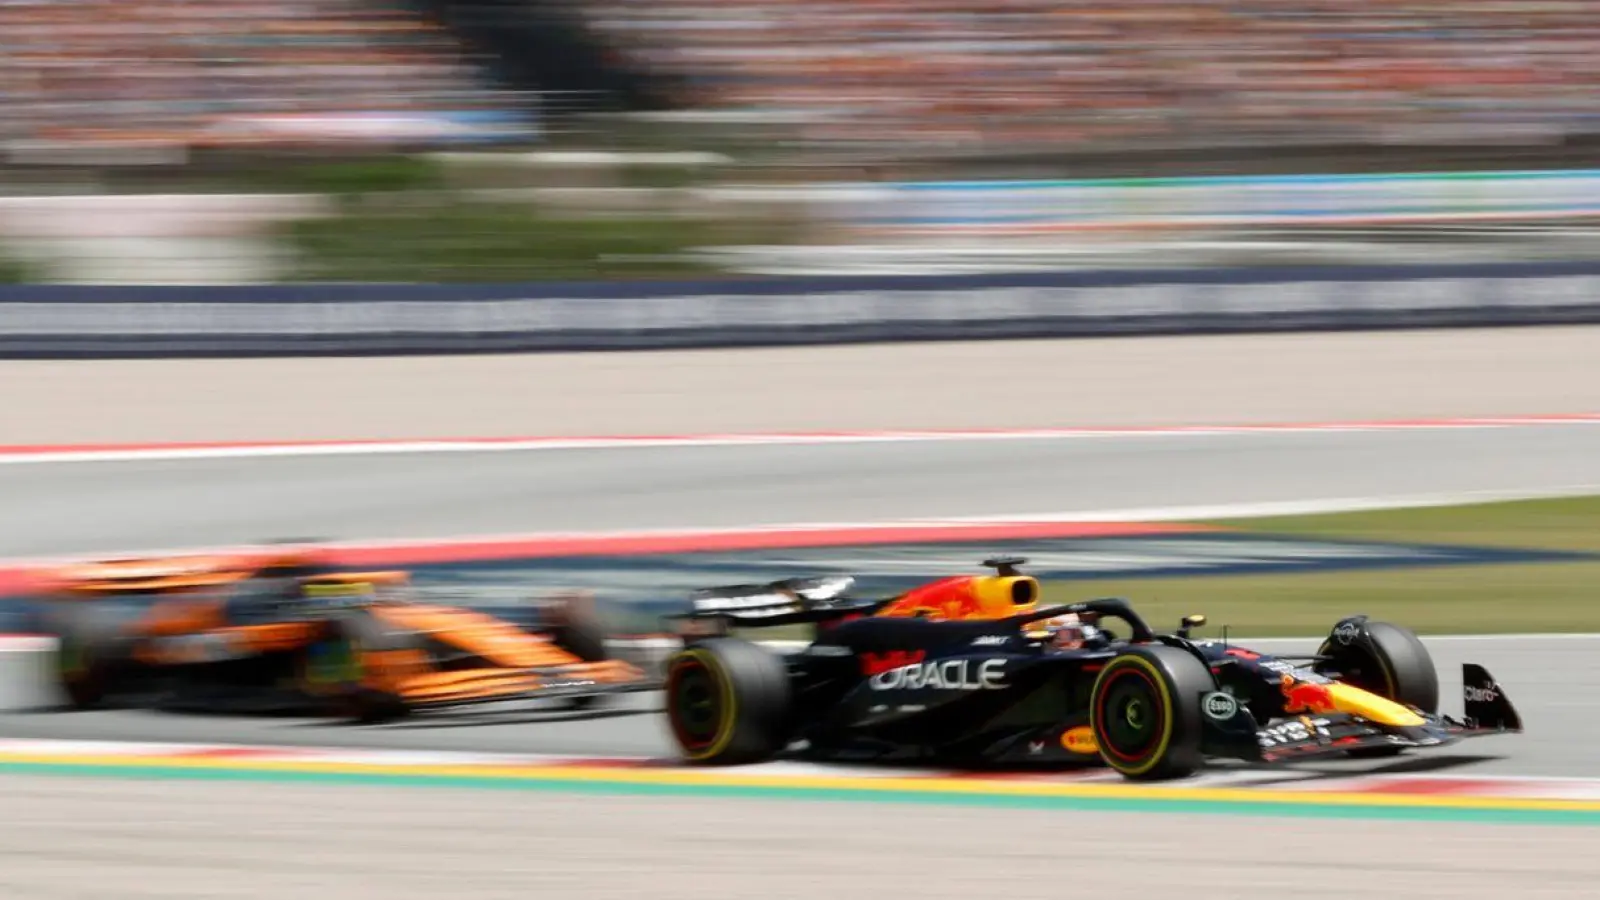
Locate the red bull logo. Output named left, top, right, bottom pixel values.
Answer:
left=1280, top=675, right=1338, bottom=715
left=878, top=576, right=980, bottom=620
left=860, top=650, right=926, bottom=677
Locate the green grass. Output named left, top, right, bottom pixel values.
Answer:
left=0, top=247, right=37, bottom=283
left=1038, top=561, right=1600, bottom=639
left=1036, top=495, right=1600, bottom=638
left=274, top=198, right=731, bottom=283
left=1209, top=495, right=1600, bottom=554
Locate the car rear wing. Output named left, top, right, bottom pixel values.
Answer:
left=663, top=575, right=886, bottom=634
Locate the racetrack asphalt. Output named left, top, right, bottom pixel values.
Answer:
left=3, top=422, right=1600, bottom=558
left=0, top=636, right=1587, bottom=779
left=7, top=328, right=1600, bottom=895
left=6, top=325, right=1593, bottom=883
left=1, top=420, right=1597, bottom=778
left=2, top=325, right=1598, bottom=445
left=7, top=774, right=1595, bottom=900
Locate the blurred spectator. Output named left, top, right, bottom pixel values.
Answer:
left=0, top=0, right=516, bottom=149
left=581, top=0, right=1600, bottom=152
left=4, top=0, right=1600, bottom=155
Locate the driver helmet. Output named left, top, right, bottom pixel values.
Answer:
left=1027, top=612, right=1101, bottom=650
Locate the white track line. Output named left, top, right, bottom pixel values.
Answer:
left=0, top=415, right=1597, bottom=466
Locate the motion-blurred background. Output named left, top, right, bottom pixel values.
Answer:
left=4, top=0, right=1600, bottom=284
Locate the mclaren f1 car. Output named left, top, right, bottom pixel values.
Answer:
left=32, top=550, right=658, bottom=723
left=658, top=558, right=1523, bottom=779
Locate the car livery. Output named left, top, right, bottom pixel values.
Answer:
left=658, top=558, right=1523, bottom=779
left=34, top=549, right=658, bottom=722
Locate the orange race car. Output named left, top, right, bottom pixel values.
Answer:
left=31, top=549, right=658, bottom=723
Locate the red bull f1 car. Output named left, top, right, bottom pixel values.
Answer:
left=660, top=558, right=1523, bottom=779
left=32, top=550, right=658, bottom=723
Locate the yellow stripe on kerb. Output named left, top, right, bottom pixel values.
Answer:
left=1, top=750, right=1597, bottom=816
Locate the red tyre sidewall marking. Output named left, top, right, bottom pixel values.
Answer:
left=1095, top=665, right=1166, bottom=764
left=666, top=656, right=719, bottom=752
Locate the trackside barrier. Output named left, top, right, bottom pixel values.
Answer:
left=3, top=261, right=1600, bottom=358
left=852, top=169, right=1600, bottom=234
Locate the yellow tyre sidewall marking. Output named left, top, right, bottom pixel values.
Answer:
left=669, top=648, right=739, bottom=762
left=1089, top=654, right=1175, bottom=778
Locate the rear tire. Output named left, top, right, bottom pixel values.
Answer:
left=1316, top=618, right=1438, bottom=758
left=663, top=638, right=792, bottom=765
left=42, top=603, right=137, bottom=709
left=1089, top=645, right=1214, bottom=780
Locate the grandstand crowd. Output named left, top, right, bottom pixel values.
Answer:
left=2, top=0, right=1599, bottom=152
left=0, top=0, right=504, bottom=148
left=585, top=0, right=1600, bottom=150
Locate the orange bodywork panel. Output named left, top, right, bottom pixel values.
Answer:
left=39, top=551, right=390, bottom=590
left=40, top=552, right=402, bottom=596
left=132, top=622, right=324, bottom=665
left=373, top=659, right=645, bottom=703
left=41, top=554, right=259, bottom=595
left=137, top=597, right=230, bottom=636
left=874, top=574, right=1041, bottom=621
left=302, top=571, right=412, bottom=588
left=41, top=552, right=653, bottom=708
left=370, top=604, right=586, bottom=669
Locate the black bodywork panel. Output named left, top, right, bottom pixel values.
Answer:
left=677, top=595, right=1523, bottom=770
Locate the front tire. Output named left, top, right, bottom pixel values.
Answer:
left=1316, top=619, right=1439, bottom=713
left=549, top=597, right=609, bottom=664
left=663, top=638, right=792, bottom=765
left=43, top=603, right=137, bottom=709
left=546, top=595, right=613, bottom=711
left=1089, top=645, right=1214, bottom=780
left=1316, top=618, right=1438, bottom=758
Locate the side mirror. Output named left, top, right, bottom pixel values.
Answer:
left=1177, top=613, right=1207, bottom=638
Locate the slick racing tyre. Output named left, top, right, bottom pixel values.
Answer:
left=1316, top=619, right=1439, bottom=713
left=43, top=602, right=138, bottom=709
left=1089, top=645, right=1213, bottom=780
left=549, top=595, right=609, bottom=663
left=1315, top=618, right=1438, bottom=759
left=297, top=614, right=419, bottom=724
left=548, top=595, right=613, bottom=711
left=664, top=637, right=792, bottom=765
